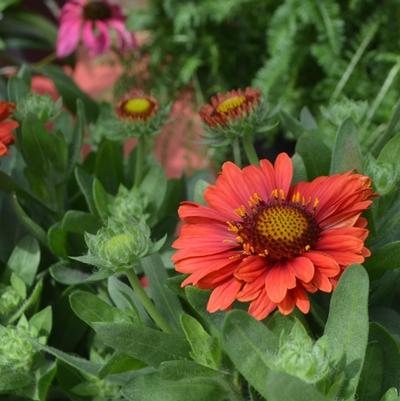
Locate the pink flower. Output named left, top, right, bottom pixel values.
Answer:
left=56, top=0, right=137, bottom=58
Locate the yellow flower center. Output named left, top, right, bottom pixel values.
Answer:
left=229, top=192, right=320, bottom=260
left=256, top=206, right=309, bottom=244
left=123, top=98, right=151, bottom=114
left=216, top=96, right=246, bottom=113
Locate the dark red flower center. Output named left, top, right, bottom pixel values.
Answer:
left=228, top=192, right=320, bottom=261
left=83, top=1, right=112, bottom=21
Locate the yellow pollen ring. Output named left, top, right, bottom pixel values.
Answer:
left=216, top=95, right=246, bottom=113
left=123, top=98, right=151, bottom=114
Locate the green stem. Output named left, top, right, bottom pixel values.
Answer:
left=125, top=269, right=172, bottom=333
left=242, top=135, right=259, bottom=165
left=232, top=138, right=242, bottom=167
left=134, top=136, right=146, bottom=187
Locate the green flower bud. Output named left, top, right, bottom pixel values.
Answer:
left=15, top=93, right=61, bottom=123
left=0, top=285, right=22, bottom=316
left=0, top=325, right=35, bottom=372
left=321, top=98, right=368, bottom=126
left=108, top=185, right=148, bottom=222
left=275, top=321, right=329, bottom=383
left=364, top=154, right=398, bottom=195
left=83, top=218, right=160, bottom=271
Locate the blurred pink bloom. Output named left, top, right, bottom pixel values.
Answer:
left=57, top=0, right=136, bottom=58
left=31, top=76, right=59, bottom=100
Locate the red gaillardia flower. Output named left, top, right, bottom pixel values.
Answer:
left=56, top=0, right=136, bottom=58
left=172, top=153, right=375, bottom=319
left=199, top=87, right=261, bottom=127
left=0, top=101, right=18, bottom=157
left=116, top=90, right=159, bottom=122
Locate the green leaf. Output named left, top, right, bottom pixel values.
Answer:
left=180, top=313, right=220, bottom=369
left=21, top=114, right=67, bottom=180
left=30, top=306, right=52, bottom=337
left=160, top=360, right=222, bottom=380
left=93, top=322, right=190, bottom=367
left=222, top=310, right=278, bottom=399
left=184, top=286, right=225, bottom=333
left=75, top=167, right=96, bottom=215
left=107, top=276, right=149, bottom=325
left=92, top=178, right=110, bottom=222
left=47, top=223, right=68, bottom=258
left=7, top=76, right=29, bottom=103
left=40, top=344, right=100, bottom=375
left=122, top=372, right=230, bottom=401
left=358, top=341, right=383, bottom=401
left=378, top=131, right=400, bottom=177
left=95, top=140, right=124, bottom=194
left=295, top=133, right=331, bottom=179
left=380, top=388, right=400, bottom=401
left=358, top=323, right=400, bottom=401
left=140, top=164, right=167, bottom=211
left=364, top=241, right=400, bottom=279
left=10, top=272, right=26, bottom=299
left=264, top=371, right=329, bottom=401
left=37, top=361, right=57, bottom=401
left=7, top=279, right=43, bottom=324
left=68, top=99, right=85, bottom=173
left=50, top=261, right=109, bottom=285
left=291, top=153, right=308, bottom=184
left=98, top=353, right=146, bottom=378
left=193, top=179, right=210, bottom=205
left=69, top=290, right=133, bottom=329
left=324, top=265, right=369, bottom=399
left=12, top=194, right=48, bottom=247
left=7, top=235, right=40, bottom=286
left=38, top=65, right=98, bottom=121
left=141, top=254, right=183, bottom=332
left=62, top=210, right=100, bottom=234
left=330, top=118, right=362, bottom=174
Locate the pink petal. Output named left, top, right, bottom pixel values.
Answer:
left=57, top=19, right=82, bottom=58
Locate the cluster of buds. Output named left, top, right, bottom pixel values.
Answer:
left=15, top=93, right=62, bottom=123
left=108, top=185, right=149, bottom=223
left=0, top=285, right=22, bottom=318
left=0, top=319, right=36, bottom=373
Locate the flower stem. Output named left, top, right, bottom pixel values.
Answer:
left=232, top=138, right=242, bottom=167
left=125, top=269, right=172, bottom=333
left=242, top=134, right=259, bottom=165
left=134, top=136, right=145, bottom=187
